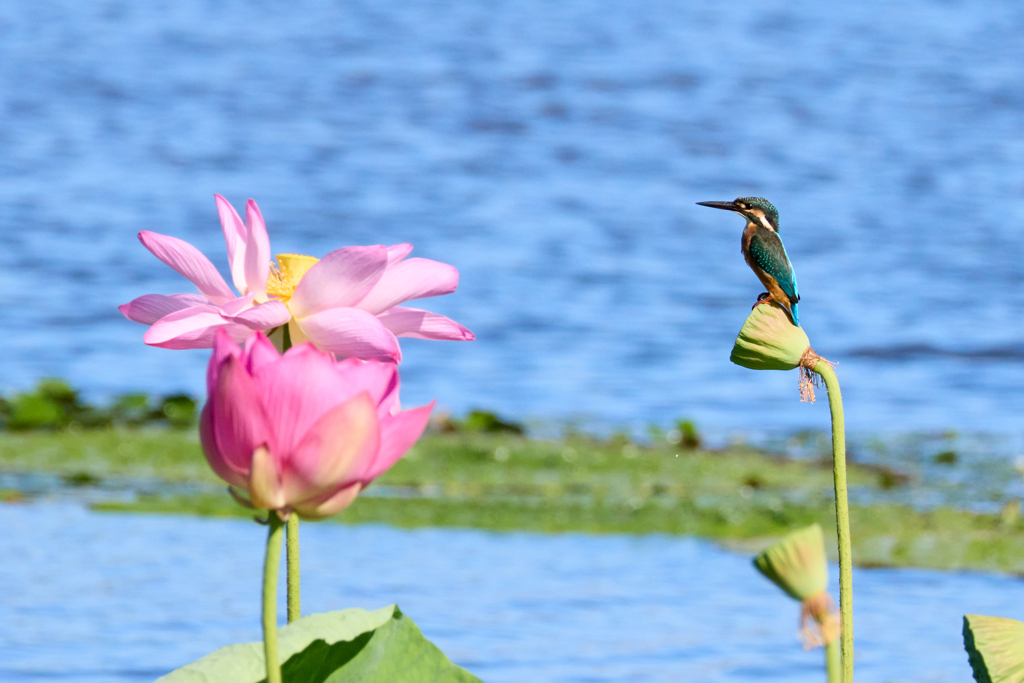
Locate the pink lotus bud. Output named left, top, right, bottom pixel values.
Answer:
left=200, top=330, right=433, bottom=519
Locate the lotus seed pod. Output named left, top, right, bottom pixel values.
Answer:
left=753, top=523, right=828, bottom=602
left=730, top=303, right=811, bottom=371
left=963, top=614, right=1024, bottom=683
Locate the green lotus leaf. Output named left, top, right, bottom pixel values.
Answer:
left=157, top=605, right=480, bottom=683
left=730, top=302, right=810, bottom=371
left=963, top=614, right=1024, bottom=683
left=753, top=523, right=828, bottom=602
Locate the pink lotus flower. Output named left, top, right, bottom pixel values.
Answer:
left=119, top=195, right=473, bottom=362
left=200, top=330, right=433, bottom=519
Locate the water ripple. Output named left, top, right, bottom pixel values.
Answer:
left=0, top=1, right=1021, bottom=438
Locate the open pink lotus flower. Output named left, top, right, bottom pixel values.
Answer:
left=119, top=194, right=473, bottom=362
left=200, top=330, right=433, bottom=519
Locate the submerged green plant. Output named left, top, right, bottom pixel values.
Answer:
left=753, top=524, right=840, bottom=681
left=731, top=303, right=853, bottom=683
left=963, top=614, right=1024, bottom=683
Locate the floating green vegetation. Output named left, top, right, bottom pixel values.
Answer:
left=0, top=379, right=197, bottom=431
left=0, top=428, right=215, bottom=482
left=3, top=427, right=1024, bottom=574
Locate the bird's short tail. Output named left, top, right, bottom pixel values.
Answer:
left=789, top=302, right=800, bottom=327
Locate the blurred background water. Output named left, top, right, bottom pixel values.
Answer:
left=3, top=5, right=1023, bottom=681
left=1, top=1, right=1022, bottom=441
left=4, top=503, right=1021, bottom=683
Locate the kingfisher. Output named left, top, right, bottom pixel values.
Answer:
left=696, top=197, right=800, bottom=326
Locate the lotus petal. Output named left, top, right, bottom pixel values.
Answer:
left=377, top=306, right=475, bottom=341
left=139, top=231, right=235, bottom=305
left=288, top=246, right=388, bottom=319
left=298, top=307, right=401, bottom=363
left=357, top=258, right=459, bottom=315
left=119, top=293, right=206, bottom=325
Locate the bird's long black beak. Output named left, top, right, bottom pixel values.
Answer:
left=696, top=200, right=739, bottom=212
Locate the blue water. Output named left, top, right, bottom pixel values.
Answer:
left=0, top=502, right=1018, bottom=682
left=4, top=7, right=1024, bottom=679
left=2, top=2, right=1023, bottom=438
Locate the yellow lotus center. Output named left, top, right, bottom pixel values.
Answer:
left=266, top=253, right=319, bottom=302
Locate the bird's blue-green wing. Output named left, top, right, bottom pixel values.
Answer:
left=749, top=229, right=799, bottom=302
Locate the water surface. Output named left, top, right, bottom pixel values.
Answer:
left=1, top=1, right=1022, bottom=437
left=1, top=503, right=1018, bottom=682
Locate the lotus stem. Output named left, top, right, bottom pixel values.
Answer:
left=286, top=513, right=300, bottom=622
left=278, top=325, right=301, bottom=624
left=262, top=511, right=284, bottom=683
left=825, top=638, right=841, bottom=683
left=814, top=359, right=853, bottom=683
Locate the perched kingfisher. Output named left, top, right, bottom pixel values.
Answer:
left=696, top=197, right=801, bottom=326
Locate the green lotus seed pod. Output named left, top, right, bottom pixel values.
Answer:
left=963, top=614, right=1024, bottom=683
left=730, top=303, right=811, bottom=371
left=753, top=523, right=828, bottom=602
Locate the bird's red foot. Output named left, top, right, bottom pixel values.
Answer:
left=752, top=293, right=773, bottom=310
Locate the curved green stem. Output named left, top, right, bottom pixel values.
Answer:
left=262, top=512, right=284, bottom=683
left=286, top=514, right=301, bottom=622
left=825, top=638, right=841, bottom=683
left=814, top=360, right=853, bottom=683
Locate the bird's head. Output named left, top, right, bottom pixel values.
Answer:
left=697, top=197, right=780, bottom=232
